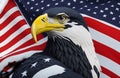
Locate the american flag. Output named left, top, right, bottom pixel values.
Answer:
left=15, top=0, right=120, bottom=78
left=0, top=0, right=120, bottom=78
left=0, top=0, right=47, bottom=76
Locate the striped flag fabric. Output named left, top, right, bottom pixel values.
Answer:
left=14, top=0, right=120, bottom=78
left=0, top=0, right=47, bottom=76
left=84, top=15, right=120, bottom=78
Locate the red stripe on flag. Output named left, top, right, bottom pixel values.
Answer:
left=0, top=11, right=22, bottom=29
left=84, top=17, right=120, bottom=41
left=12, top=34, right=45, bottom=52
left=93, top=40, right=120, bottom=64
left=0, top=42, right=47, bottom=62
left=1, top=29, right=30, bottom=52
left=101, top=66, right=119, bottom=78
left=1, top=20, right=27, bottom=41
left=0, top=0, right=16, bottom=17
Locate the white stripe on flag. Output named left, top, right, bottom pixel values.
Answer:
left=0, top=7, right=18, bottom=24
left=0, top=50, right=42, bottom=71
left=33, top=65, right=65, bottom=78
left=2, top=37, right=48, bottom=58
left=1, top=25, right=29, bottom=47
left=12, top=36, right=48, bottom=53
left=97, top=54, right=120, bottom=76
left=100, top=72, right=110, bottom=78
left=1, top=16, right=24, bottom=36
left=89, top=27, right=120, bottom=52
left=0, top=0, right=8, bottom=14
left=0, top=34, right=32, bottom=57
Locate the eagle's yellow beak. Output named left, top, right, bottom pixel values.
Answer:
left=31, top=13, right=65, bottom=42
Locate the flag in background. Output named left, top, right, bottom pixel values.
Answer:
left=0, top=0, right=47, bottom=76
left=0, top=0, right=120, bottom=78
left=15, top=0, right=120, bottom=78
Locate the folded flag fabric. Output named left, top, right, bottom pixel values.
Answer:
left=10, top=53, right=84, bottom=78
left=15, top=0, right=120, bottom=78
left=0, top=0, right=47, bottom=77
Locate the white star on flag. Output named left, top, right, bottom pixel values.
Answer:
left=44, top=58, right=51, bottom=62
left=21, top=70, right=27, bottom=77
left=31, top=62, right=38, bottom=68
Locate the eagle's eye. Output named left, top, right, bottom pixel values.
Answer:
left=56, top=13, right=69, bottom=24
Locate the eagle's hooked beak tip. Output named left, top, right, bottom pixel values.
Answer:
left=31, top=24, right=38, bottom=43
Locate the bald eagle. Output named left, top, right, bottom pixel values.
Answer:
left=31, top=7, right=101, bottom=78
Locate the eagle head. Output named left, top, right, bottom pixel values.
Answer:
left=31, top=7, right=88, bottom=42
